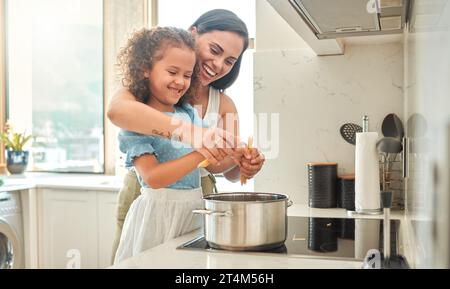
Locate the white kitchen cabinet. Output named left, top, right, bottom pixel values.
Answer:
left=38, top=188, right=117, bottom=269
left=97, top=192, right=118, bottom=268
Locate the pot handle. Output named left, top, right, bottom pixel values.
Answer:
left=287, top=199, right=293, bottom=207
left=192, top=209, right=233, bottom=217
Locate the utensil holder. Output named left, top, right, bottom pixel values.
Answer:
left=379, top=154, right=404, bottom=210
left=307, top=163, right=337, bottom=208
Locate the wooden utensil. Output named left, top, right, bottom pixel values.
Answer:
left=240, top=136, right=253, bottom=185
left=197, top=159, right=209, bottom=168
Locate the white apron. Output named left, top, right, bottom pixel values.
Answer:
left=114, top=186, right=203, bottom=264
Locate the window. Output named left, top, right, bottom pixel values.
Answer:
left=6, top=0, right=104, bottom=173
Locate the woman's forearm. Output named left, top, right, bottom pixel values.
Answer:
left=108, top=89, right=239, bottom=166
left=107, top=88, right=195, bottom=143
left=207, top=155, right=241, bottom=182
left=206, top=157, right=236, bottom=175
left=223, top=165, right=241, bottom=182
left=206, top=156, right=241, bottom=182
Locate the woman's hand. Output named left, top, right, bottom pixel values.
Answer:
left=201, top=127, right=237, bottom=149
left=238, top=148, right=265, bottom=179
left=195, top=127, right=240, bottom=165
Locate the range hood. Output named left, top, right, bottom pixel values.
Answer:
left=269, top=0, right=410, bottom=40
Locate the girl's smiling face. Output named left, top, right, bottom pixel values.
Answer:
left=145, top=45, right=196, bottom=110
left=192, top=29, right=245, bottom=87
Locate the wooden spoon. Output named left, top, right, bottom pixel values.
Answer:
left=240, top=136, right=253, bottom=185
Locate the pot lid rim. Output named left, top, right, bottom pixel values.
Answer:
left=203, top=192, right=290, bottom=203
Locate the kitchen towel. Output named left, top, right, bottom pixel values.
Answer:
left=355, top=132, right=381, bottom=213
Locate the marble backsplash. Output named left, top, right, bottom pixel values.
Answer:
left=253, top=44, right=404, bottom=204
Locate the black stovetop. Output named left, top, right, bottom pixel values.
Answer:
left=177, top=216, right=399, bottom=261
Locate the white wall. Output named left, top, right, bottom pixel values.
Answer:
left=255, top=0, right=309, bottom=50
left=402, top=0, right=450, bottom=268
left=253, top=1, right=404, bottom=204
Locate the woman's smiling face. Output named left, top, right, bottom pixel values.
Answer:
left=192, top=29, right=245, bottom=86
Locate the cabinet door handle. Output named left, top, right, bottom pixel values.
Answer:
left=0, top=192, right=11, bottom=202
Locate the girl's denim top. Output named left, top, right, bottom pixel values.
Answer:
left=119, top=103, right=204, bottom=189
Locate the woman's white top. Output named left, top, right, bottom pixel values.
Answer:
left=200, top=87, right=221, bottom=177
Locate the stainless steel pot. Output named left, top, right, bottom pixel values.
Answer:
left=193, top=192, right=293, bottom=251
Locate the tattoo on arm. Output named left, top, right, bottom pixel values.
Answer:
left=151, top=130, right=182, bottom=141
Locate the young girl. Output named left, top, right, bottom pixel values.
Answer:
left=109, top=10, right=265, bottom=263
left=113, top=27, right=213, bottom=263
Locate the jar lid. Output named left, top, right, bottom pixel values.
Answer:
left=307, top=162, right=338, bottom=167
left=339, top=173, right=355, bottom=180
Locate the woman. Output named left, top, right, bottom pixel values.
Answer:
left=108, top=9, right=265, bottom=262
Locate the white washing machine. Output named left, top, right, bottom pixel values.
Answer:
left=0, top=191, right=25, bottom=269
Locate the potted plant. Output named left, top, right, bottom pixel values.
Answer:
left=0, top=122, right=33, bottom=174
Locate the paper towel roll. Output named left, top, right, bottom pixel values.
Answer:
left=355, top=132, right=381, bottom=213
left=355, top=219, right=381, bottom=259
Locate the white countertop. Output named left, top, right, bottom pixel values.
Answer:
left=0, top=173, right=123, bottom=192
left=288, top=204, right=404, bottom=220
left=110, top=231, right=362, bottom=269
left=0, top=173, right=252, bottom=193
left=1, top=173, right=404, bottom=269
left=110, top=205, right=404, bottom=269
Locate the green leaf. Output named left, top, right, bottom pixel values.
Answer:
left=0, top=134, right=15, bottom=150
left=13, top=133, right=20, bottom=151
left=0, top=127, right=33, bottom=151
left=20, top=135, right=32, bottom=148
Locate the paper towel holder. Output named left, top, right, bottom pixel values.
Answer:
left=355, top=208, right=382, bottom=215
left=362, top=115, right=369, bottom=132
left=355, top=123, right=383, bottom=215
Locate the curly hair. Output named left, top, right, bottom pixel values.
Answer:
left=117, top=27, right=197, bottom=104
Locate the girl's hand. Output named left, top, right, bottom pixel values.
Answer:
left=196, top=147, right=224, bottom=166
left=220, top=141, right=248, bottom=165
left=196, top=127, right=241, bottom=165
left=239, top=148, right=265, bottom=179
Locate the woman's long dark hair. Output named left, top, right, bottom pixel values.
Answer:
left=189, top=9, right=249, bottom=91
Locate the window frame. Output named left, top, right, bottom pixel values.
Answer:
left=2, top=0, right=108, bottom=174
left=0, top=0, right=6, bottom=172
